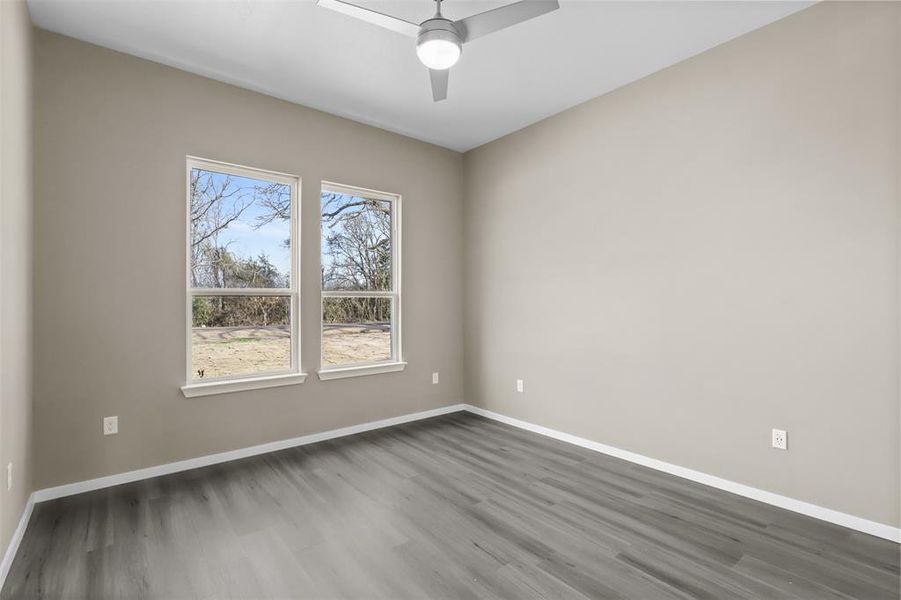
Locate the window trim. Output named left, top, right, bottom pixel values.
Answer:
left=318, top=181, right=403, bottom=379
left=181, top=156, right=305, bottom=397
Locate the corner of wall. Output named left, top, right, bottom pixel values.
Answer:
left=0, top=0, right=35, bottom=567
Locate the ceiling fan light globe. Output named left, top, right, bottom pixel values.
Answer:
left=416, top=26, right=461, bottom=70
left=417, top=39, right=460, bottom=69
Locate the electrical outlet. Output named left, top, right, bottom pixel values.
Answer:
left=6, top=463, right=11, bottom=491
left=432, top=372, right=439, bottom=384
left=772, top=428, right=787, bottom=450
left=103, top=416, right=119, bottom=436
left=516, top=379, right=524, bottom=393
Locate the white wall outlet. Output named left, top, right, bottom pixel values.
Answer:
left=772, top=428, right=787, bottom=450
left=516, top=379, right=524, bottom=393
left=432, top=372, right=440, bottom=385
left=103, top=416, right=119, bottom=436
left=6, top=463, right=11, bottom=491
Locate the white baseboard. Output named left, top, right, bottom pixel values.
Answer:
left=33, top=403, right=466, bottom=503
left=463, top=404, right=901, bottom=544
left=0, top=493, right=35, bottom=592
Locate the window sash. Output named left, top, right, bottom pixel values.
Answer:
left=320, top=295, right=398, bottom=368
left=186, top=156, right=301, bottom=385
left=192, top=288, right=293, bottom=296
left=189, top=293, right=299, bottom=383
left=320, top=290, right=394, bottom=298
left=319, top=181, right=401, bottom=370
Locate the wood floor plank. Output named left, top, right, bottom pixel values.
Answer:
left=2, top=413, right=898, bottom=599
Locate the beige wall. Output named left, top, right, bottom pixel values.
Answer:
left=0, top=0, right=34, bottom=553
left=463, top=2, right=900, bottom=527
left=32, top=31, right=464, bottom=489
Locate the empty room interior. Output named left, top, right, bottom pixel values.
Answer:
left=1, top=0, right=899, bottom=597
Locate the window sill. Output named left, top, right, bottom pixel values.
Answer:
left=181, top=372, right=308, bottom=398
left=317, top=361, right=407, bottom=381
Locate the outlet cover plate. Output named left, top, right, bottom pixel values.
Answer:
left=772, top=428, right=787, bottom=450
left=104, top=416, right=119, bottom=435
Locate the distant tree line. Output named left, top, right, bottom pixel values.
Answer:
left=192, top=295, right=289, bottom=328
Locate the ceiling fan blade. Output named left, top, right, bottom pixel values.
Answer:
left=429, top=69, right=448, bottom=102
left=316, top=0, right=420, bottom=37
left=456, top=0, right=559, bottom=43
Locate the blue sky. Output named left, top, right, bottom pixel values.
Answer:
left=194, top=173, right=384, bottom=283
left=197, top=171, right=292, bottom=277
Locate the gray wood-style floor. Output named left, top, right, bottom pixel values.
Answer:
left=3, top=412, right=898, bottom=599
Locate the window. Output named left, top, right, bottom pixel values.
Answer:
left=319, top=182, right=403, bottom=379
left=183, top=157, right=303, bottom=397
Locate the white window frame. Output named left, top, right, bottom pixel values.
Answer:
left=181, top=157, right=306, bottom=398
left=318, top=181, right=404, bottom=380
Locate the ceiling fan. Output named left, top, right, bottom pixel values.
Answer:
left=316, top=0, right=560, bottom=102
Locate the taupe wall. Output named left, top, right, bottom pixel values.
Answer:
left=463, top=2, right=900, bottom=527
left=32, top=31, right=464, bottom=489
left=28, top=1, right=901, bottom=530
left=0, top=0, right=34, bottom=552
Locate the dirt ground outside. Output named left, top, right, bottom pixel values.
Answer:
left=322, top=322, right=391, bottom=367
left=191, top=323, right=390, bottom=378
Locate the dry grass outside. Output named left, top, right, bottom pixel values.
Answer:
left=191, top=323, right=391, bottom=378
left=322, top=322, right=391, bottom=366
left=192, top=326, right=290, bottom=379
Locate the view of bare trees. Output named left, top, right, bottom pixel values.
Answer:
left=190, top=167, right=293, bottom=379
left=319, top=191, right=395, bottom=366
left=321, top=192, right=392, bottom=324
left=190, top=168, right=291, bottom=330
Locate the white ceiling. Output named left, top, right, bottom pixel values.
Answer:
left=27, top=0, right=812, bottom=151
